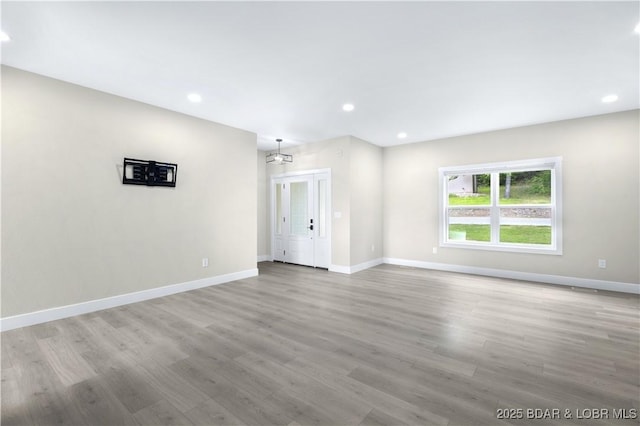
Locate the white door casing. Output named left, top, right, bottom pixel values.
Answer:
left=271, top=170, right=331, bottom=268
left=312, top=173, right=330, bottom=268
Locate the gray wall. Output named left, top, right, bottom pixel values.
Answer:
left=349, top=137, right=383, bottom=265
left=383, top=110, right=640, bottom=284
left=257, top=150, right=269, bottom=258
left=2, top=66, right=258, bottom=317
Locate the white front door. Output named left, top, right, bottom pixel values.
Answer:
left=272, top=171, right=330, bottom=268
left=285, top=176, right=314, bottom=266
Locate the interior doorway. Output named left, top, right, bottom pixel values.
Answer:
left=271, top=170, right=331, bottom=268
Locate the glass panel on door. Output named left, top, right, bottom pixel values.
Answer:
left=317, top=179, right=327, bottom=238
left=290, top=181, right=309, bottom=236
left=275, top=183, right=283, bottom=235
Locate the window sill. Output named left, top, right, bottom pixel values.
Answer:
left=441, top=241, right=562, bottom=255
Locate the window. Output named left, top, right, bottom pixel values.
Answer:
left=439, top=157, right=562, bottom=254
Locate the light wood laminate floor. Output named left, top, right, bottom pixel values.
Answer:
left=2, top=262, right=639, bottom=425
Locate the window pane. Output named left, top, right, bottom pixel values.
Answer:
left=290, top=181, right=308, bottom=236
left=447, top=174, right=490, bottom=206
left=499, top=170, right=551, bottom=205
left=275, top=183, right=282, bottom=234
left=317, top=179, right=327, bottom=238
left=499, top=226, right=551, bottom=244
left=448, top=208, right=490, bottom=242
left=500, top=207, right=552, bottom=244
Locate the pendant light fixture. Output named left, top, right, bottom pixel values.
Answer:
left=266, top=138, right=293, bottom=164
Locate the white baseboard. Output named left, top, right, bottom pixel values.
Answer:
left=351, top=258, right=384, bottom=274
left=257, top=255, right=272, bottom=262
left=329, top=258, right=384, bottom=274
left=0, top=268, right=259, bottom=332
left=329, top=264, right=351, bottom=274
left=383, top=258, right=640, bottom=294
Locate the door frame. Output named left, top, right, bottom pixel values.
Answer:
left=270, top=168, right=332, bottom=268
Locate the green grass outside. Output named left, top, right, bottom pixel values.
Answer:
left=449, top=224, right=551, bottom=245
left=449, top=184, right=551, bottom=206
left=449, top=224, right=490, bottom=241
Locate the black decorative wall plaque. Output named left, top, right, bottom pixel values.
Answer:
left=123, top=158, right=177, bottom=187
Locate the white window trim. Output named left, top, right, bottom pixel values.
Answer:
left=439, top=157, right=563, bottom=255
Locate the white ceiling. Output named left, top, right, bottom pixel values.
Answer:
left=2, top=1, right=638, bottom=151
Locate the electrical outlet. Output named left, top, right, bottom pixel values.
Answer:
left=371, top=245, right=375, bottom=252
left=202, top=258, right=209, bottom=268
left=433, top=247, right=438, bottom=254
left=598, top=259, right=606, bottom=269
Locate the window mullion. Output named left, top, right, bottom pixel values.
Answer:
left=490, top=172, right=500, bottom=244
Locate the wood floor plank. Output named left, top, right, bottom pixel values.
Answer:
left=347, top=363, right=491, bottom=425
left=0, top=367, right=31, bottom=426
left=184, top=398, right=246, bottom=426
left=2, top=261, right=638, bottom=425
left=135, top=362, right=210, bottom=413
left=36, top=334, right=97, bottom=386
left=283, top=353, right=451, bottom=426
left=169, top=355, right=233, bottom=400
left=68, top=377, right=139, bottom=426
left=358, top=408, right=401, bottom=426
left=29, top=321, right=60, bottom=340
left=264, top=388, right=349, bottom=426
left=203, top=380, right=294, bottom=426
left=132, top=399, right=195, bottom=426
left=100, top=367, right=164, bottom=414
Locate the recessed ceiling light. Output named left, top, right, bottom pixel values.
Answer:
left=601, top=94, right=618, bottom=103
left=397, top=132, right=408, bottom=139
left=0, top=31, right=11, bottom=42
left=187, top=93, right=202, bottom=103
left=342, top=103, right=354, bottom=112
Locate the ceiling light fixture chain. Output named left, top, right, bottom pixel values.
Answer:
left=266, top=138, right=293, bottom=164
